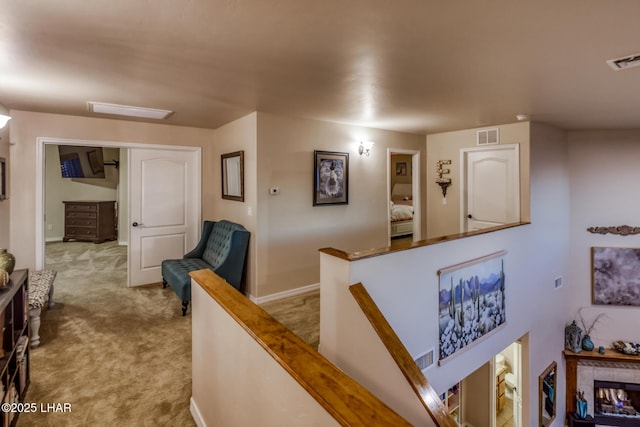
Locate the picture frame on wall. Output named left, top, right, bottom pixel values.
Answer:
left=313, top=150, right=348, bottom=206
left=396, top=162, right=407, bottom=176
left=0, top=157, right=5, bottom=201
left=438, top=250, right=507, bottom=364
left=592, top=246, right=640, bottom=306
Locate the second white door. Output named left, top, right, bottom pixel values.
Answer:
left=461, top=145, right=519, bottom=232
left=128, top=148, right=200, bottom=287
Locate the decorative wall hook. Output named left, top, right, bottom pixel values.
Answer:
left=436, top=160, right=452, bottom=198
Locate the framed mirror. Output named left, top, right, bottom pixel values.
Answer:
left=221, top=151, right=244, bottom=202
left=539, top=361, right=557, bottom=427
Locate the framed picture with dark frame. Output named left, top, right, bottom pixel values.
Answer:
left=592, top=246, right=640, bottom=306
left=0, top=157, right=5, bottom=201
left=313, top=150, right=348, bottom=206
left=221, top=150, right=244, bottom=202
left=87, top=149, right=104, bottom=175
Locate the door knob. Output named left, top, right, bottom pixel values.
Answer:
left=132, top=222, right=141, bottom=227
left=467, top=214, right=473, bottom=219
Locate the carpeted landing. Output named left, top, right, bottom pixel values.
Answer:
left=21, top=240, right=319, bottom=426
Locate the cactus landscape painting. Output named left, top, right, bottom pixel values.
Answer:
left=438, top=252, right=506, bottom=362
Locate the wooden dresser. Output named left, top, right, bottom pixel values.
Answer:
left=63, top=201, right=117, bottom=243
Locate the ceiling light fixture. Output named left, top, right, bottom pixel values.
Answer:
left=87, top=102, right=173, bottom=120
left=516, top=114, right=529, bottom=121
left=606, top=53, right=640, bottom=71
left=0, top=115, right=11, bottom=128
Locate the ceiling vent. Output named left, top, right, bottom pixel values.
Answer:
left=606, top=53, right=640, bottom=71
left=477, top=128, right=499, bottom=146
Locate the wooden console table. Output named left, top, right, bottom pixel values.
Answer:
left=563, top=349, right=640, bottom=418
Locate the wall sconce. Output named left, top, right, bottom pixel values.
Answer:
left=359, top=141, right=374, bottom=157
left=436, top=160, right=452, bottom=200
left=0, top=115, right=11, bottom=129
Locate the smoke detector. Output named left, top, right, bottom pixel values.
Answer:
left=606, top=53, right=640, bottom=71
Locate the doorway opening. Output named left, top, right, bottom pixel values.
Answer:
left=387, top=148, right=421, bottom=247
left=35, top=138, right=201, bottom=287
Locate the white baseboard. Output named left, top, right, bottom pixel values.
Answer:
left=190, top=397, right=206, bottom=427
left=249, top=283, right=320, bottom=305
left=118, top=240, right=128, bottom=246
left=45, top=237, right=63, bottom=243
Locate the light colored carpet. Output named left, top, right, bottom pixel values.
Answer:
left=22, top=241, right=320, bottom=426
left=22, top=241, right=194, bottom=427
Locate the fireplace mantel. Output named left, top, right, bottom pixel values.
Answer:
left=564, top=349, right=640, bottom=419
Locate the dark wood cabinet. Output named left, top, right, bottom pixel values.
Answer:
left=0, top=269, right=30, bottom=427
left=63, top=201, right=117, bottom=243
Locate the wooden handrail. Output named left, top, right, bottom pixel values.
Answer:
left=320, top=221, right=529, bottom=261
left=349, top=282, right=458, bottom=427
left=190, top=269, right=412, bottom=427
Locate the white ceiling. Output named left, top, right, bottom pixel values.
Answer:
left=2, top=0, right=640, bottom=135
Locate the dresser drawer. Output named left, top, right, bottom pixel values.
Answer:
left=65, top=204, right=97, bottom=212
left=65, top=226, right=98, bottom=237
left=66, top=211, right=97, bottom=219
left=66, top=218, right=97, bottom=227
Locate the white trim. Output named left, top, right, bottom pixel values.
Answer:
left=189, top=397, right=206, bottom=427
left=248, top=283, right=320, bottom=305
left=35, top=136, right=201, bottom=273
left=45, top=237, right=63, bottom=243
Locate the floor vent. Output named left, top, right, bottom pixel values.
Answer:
left=477, top=128, right=499, bottom=145
left=607, top=53, right=640, bottom=71
left=415, top=349, right=435, bottom=371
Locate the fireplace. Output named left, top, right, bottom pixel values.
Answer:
left=594, top=380, right=640, bottom=426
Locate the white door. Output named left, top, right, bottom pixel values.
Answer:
left=128, top=148, right=200, bottom=287
left=461, top=145, right=519, bottom=232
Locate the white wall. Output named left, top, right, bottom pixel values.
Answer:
left=320, top=122, right=569, bottom=427
left=567, top=130, right=640, bottom=346
left=209, top=112, right=258, bottom=296
left=0, top=103, right=10, bottom=250
left=256, top=112, right=425, bottom=299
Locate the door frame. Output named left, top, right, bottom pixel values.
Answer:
left=459, top=144, right=520, bottom=233
left=34, top=137, right=202, bottom=279
left=387, top=148, right=421, bottom=244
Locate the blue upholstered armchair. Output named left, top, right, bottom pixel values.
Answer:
left=161, top=220, right=250, bottom=315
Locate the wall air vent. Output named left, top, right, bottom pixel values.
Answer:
left=607, top=53, right=640, bottom=71
left=477, top=128, right=499, bottom=146
left=414, top=348, right=435, bottom=371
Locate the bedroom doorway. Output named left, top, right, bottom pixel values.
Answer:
left=388, top=149, right=421, bottom=246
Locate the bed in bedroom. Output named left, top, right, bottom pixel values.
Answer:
left=390, top=183, right=413, bottom=238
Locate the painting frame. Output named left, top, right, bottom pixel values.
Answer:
left=0, top=157, right=5, bottom=201
left=395, top=162, right=407, bottom=176
left=438, top=250, right=507, bottom=364
left=87, top=149, right=104, bottom=175
left=221, top=150, right=245, bottom=202
left=592, top=246, right=640, bottom=306
left=313, top=150, right=348, bottom=206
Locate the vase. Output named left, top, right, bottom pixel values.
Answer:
left=582, top=335, right=595, bottom=351
left=576, top=400, right=588, bottom=419
left=0, top=249, right=15, bottom=275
